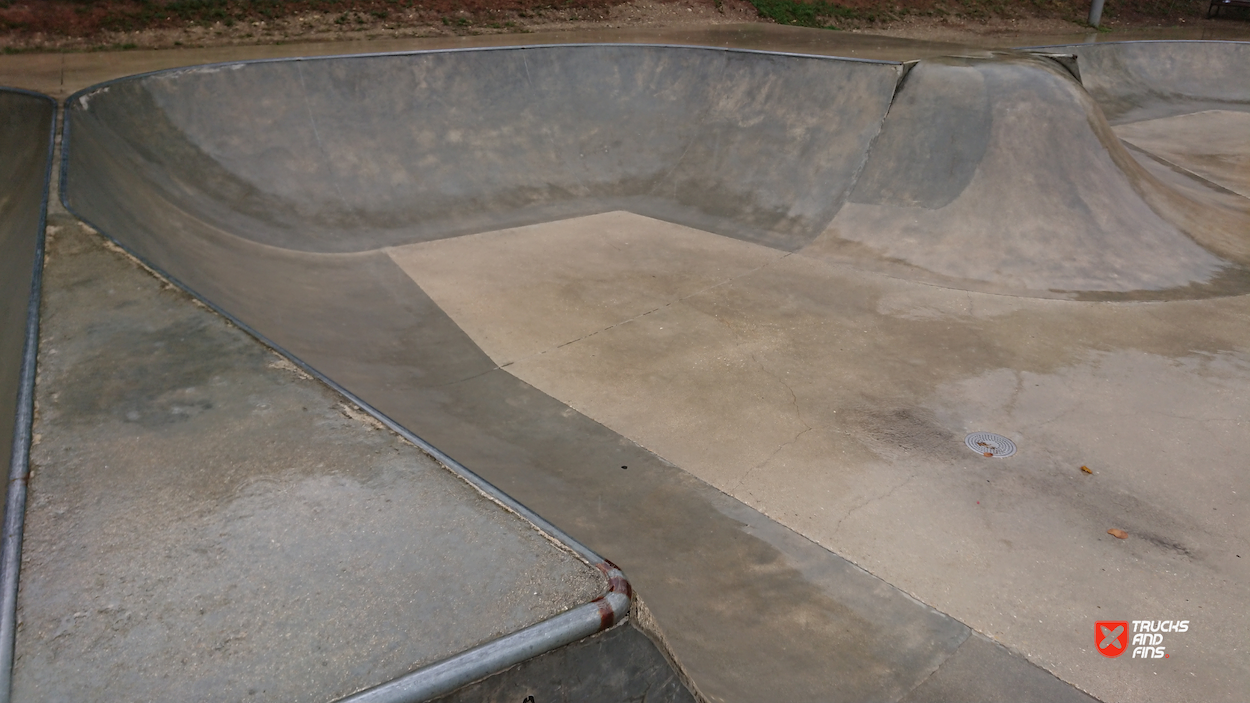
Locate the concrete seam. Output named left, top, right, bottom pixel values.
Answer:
left=628, top=597, right=711, bottom=703
left=823, top=60, right=911, bottom=231
left=893, top=627, right=972, bottom=703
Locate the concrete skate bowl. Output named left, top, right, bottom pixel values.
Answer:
left=62, top=43, right=1250, bottom=308
left=55, top=41, right=1250, bottom=703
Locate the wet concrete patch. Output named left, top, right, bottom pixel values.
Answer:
left=389, top=215, right=1249, bottom=703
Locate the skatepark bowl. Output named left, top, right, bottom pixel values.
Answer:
left=3, top=36, right=1250, bottom=702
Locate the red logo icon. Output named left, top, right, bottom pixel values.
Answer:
left=1097, top=621, right=1129, bottom=658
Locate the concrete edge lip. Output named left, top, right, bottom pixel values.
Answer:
left=64, top=41, right=904, bottom=106
left=0, top=86, right=58, bottom=703
left=48, top=92, right=639, bottom=702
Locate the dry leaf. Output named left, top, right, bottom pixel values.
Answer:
left=983, top=452, right=993, bottom=457
left=1080, top=465, right=1093, bottom=474
left=1107, top=528, right=1128, bottom=539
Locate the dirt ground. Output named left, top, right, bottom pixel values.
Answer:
left=1, top=0, right=1246, bottom=53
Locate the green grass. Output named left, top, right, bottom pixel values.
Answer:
left=746, top=0, right=865, bottom=28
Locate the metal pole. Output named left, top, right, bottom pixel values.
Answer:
left=0, top=91, right=57, bottom=703
left=1088, top=0, right=1106, bottom=27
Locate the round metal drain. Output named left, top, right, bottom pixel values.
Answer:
left=965, top=432, right=1016, bottom=458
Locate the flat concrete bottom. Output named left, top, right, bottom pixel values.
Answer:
left=389, top=210, right=1248, bottom=703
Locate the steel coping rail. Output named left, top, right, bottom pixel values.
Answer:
left=54, top=49, right=652, bottom=702
left=55, top=41, right=900, bottom=92
left=0, top=86, right=58, bottom=703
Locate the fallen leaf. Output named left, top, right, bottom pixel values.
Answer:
left=1080, top=465, right=1093, bottom=474
left=1107, top=528, right=1128, bottom=539
left=983, top=452, right=993, bottom=457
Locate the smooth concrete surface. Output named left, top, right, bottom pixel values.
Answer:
left=406, top=211, right=1247, bottom=703
left=1114, top=110, right=1250, bottom=198
left=0, top=89, right=53, bottom=505
left=48, top=36, right=1250, bottom=703
left=65, top=45, right=900, bottom=253
left=813, top=53, right=1240, bottom=296
left=385, top=212, right=788, bottom=366
left=1059, top=40, right=1250, bottom=124
left=12, top=219, right=606, bottom=702
left=430, top=622, right=696, bottom=703
left=899, top=632, right=1106, bottom=703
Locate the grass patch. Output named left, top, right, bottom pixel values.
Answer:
left=746, top=0, right=864, bottom=28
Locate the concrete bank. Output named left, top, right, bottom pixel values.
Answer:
left=10, top=209, right=688, bottom=700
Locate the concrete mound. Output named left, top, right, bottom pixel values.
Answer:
left=805, top=52, right=1243, bottom=298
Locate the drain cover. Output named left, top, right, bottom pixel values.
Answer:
left=965, top=432, right=1016, bottom=458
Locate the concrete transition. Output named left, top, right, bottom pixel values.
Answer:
left=46, top=40, right=1250, bottom=702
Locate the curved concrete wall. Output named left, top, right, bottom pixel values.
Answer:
left=66, top=45, right=901, bottom=254
left=62, top=42, right=1250, bottom=306
left=1056, top=40, right=1250, bottom=123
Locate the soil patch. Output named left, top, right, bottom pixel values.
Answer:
left=1, top=0, right=1246, bottom=52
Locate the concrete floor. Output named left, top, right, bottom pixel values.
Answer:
left=401, top=209, right=1249, bottom=702
left=4, top=24, right=1249, bottom=703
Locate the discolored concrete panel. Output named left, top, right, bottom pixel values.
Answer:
left=13, top=221, right=605, bottom=703
left=385, top=211, right=785, bottom=366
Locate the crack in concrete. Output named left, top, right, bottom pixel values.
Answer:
left=1144, top=410, right=1244, bottom=423
left=831, top=471, right=920, bottom=538
left=730, top=350, right=814, bottom=495
left=1005, top=369, right=1025, bottom=418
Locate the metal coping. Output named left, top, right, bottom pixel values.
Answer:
left=0, top=86, right=58, bottom=703
left=65, top=41, right=902, bottom=104
left=56, top=56, right=638, bottom=702
left=1016, top=38, right=1250, bottom=50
